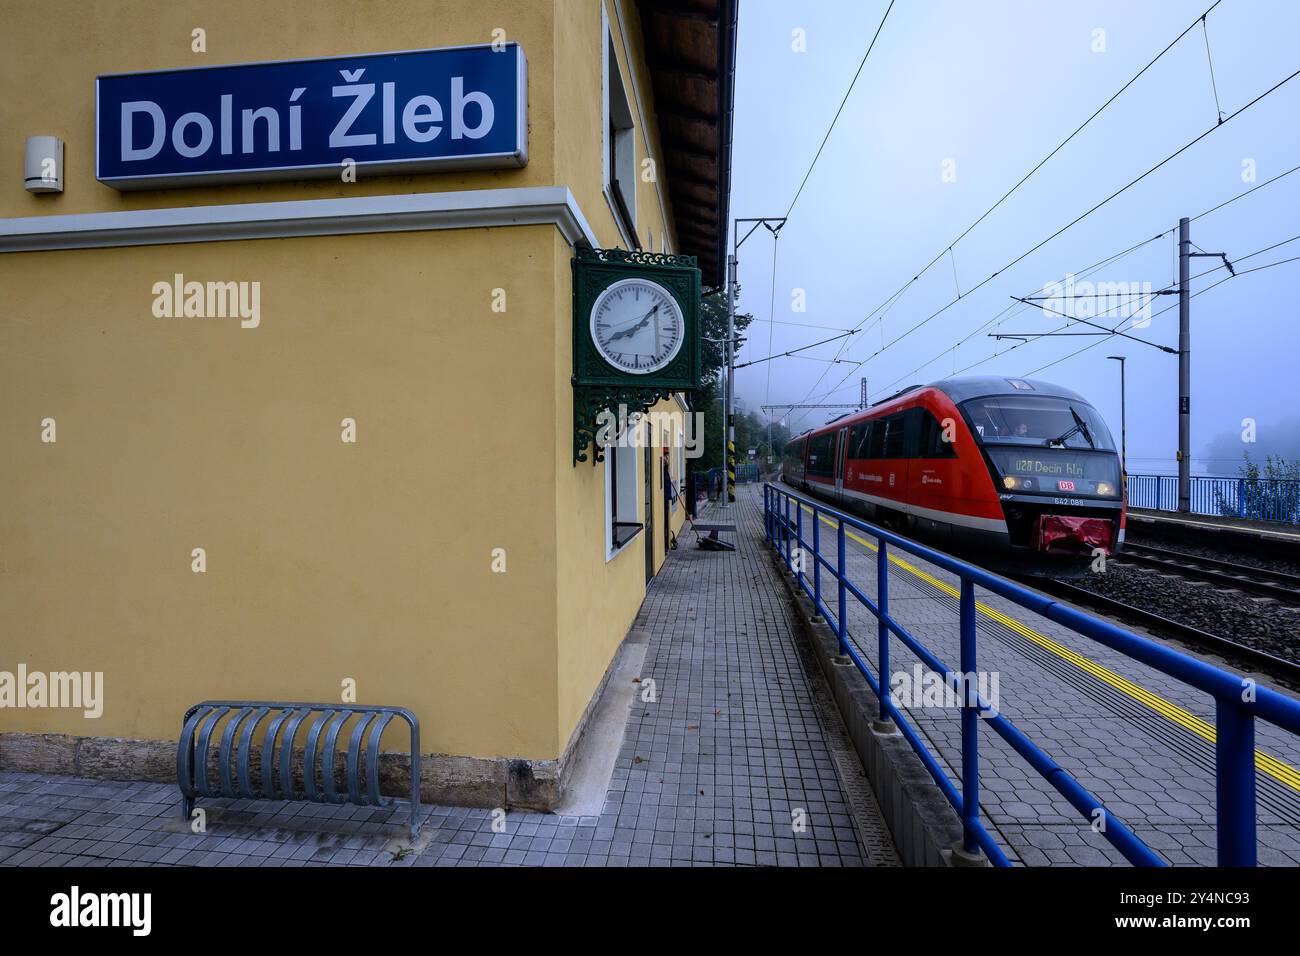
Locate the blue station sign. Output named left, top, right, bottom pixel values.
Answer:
left=96, top=44, right=527, bottom=190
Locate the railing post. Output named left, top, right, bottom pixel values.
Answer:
left=784, top=495, right=792, bottom=566
left=1215, top=696, right=1257, bottom=866
left=876, top=539, right=892, bottom=729
left=958, top=578, right=982, bottom=860
left=812, top=505, right=822, bottom=617
left=1237, top=478, right=1246, bottom=518
left=777, top=491, right=784, bottom=553
left=795, top=501, right=804, bottom=589
left=836, top=518, right=847, bottom=657
left=773, top=489, right=780, bottom=547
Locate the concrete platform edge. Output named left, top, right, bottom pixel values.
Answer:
left=766, top=545, right=980, bottom=867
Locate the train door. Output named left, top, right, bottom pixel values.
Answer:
left=876, top=411, right=910, bottom=530
left=834, top=426, right=849, bottom=501
left=906, top=407, right=959, bottom=543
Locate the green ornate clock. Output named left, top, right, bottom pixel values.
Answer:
left=572, top=247, right=701, bottom=463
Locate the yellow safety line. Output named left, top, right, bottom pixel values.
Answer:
left=792, top=502, right=1300, bottom=792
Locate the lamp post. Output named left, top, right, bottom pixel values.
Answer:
left=1107, top=355, right=1127, bottom=481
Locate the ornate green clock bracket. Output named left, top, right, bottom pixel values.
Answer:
left=571, top=247, right=702, bottom=466
left=574, top=385, right=682, bottom=464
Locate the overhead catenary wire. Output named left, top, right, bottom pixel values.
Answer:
left=750, top=318, right=861, bottom=332
left=1191, top=162, right=1300, bottom=222
left=780, top=222, right=1300, bottom=413
left=783, top=0, right=896, bottom=222
left=909, top=234, right=1172, bottom=376
left=783, top=0, right=1231, bottom=425
left=937, top=236, right=1300, bottom=382
left=1200, top=14, right=1226, bottom=123
left=942, top=235, right=1296, bottom=381
left=854, top=60, right=1300, bottom=369
left=871, top=229, right=1174, bottom=397
left=872, top=166, right=1300, bottom=397
left=735, top=329, right=858, bottom=369
left=1022, top=252, right=1300, bottom=377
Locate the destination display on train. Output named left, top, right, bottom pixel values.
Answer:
left=985, top=447, right=1120, bottom=496
left=96, top=44, right=528, bottom=189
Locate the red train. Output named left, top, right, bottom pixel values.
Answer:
left=781, top=376, right=1125, bottom=573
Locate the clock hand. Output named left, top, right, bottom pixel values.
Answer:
left=607, top=305, right=660, bottom=341
left=607, top=303, right=660, bottom=332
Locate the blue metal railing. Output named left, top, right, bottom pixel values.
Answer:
left=763, top=482, right=1300, bottom=866
left=1127, top=474, right=1300, bottom=525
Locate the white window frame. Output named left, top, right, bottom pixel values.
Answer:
left=681, top=429, right=691, bottom=489
left=604, top=428, right=641, bottom=561
left=669, top=427, right=682, bottom=513
left=602, top=7, right=638, bottom=250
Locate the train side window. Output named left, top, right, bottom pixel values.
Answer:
left=882, top=414, right=906, bottom=459
left=807, top=433, right=835, bottom=477
left=848, top=422, right=872, bottom=459
left=915, top=410, right=958, bottom=459
left=866, top=418, right=887, bottom=458
left=785, top=438, right=805, bottom=472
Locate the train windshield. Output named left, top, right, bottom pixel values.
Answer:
left=961, top=395, right=1116, bottom=451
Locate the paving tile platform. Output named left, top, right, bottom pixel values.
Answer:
left=0, top=487, right=896, bottom=868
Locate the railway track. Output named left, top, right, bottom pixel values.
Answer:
left=1026, top=575, right=1300, bottom=686
left=783, top=499, right=1300, bottom=684
left=1115, top=541, right=1300, bottom=604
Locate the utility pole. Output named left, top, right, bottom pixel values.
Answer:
left=859, top=377, right=868, bottom=410
left=1177, top=217, right=1191, bottom=513
left=1179, top=217, right=1234, bottom=513
left=1107, top=355, right=1127, bottom=480
left=725, top=253, right=737, bottom=504
left=723, top=216, right=786, bottom=507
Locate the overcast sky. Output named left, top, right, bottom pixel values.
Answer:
left=728, top=0, right=1300, bottom=475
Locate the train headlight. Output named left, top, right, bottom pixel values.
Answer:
left=1097, top=481, right=1116, bottom=497
left=1003, top=476, right=1019, bottom=490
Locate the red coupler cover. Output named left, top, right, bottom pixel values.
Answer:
left=1032, top=515, right=1113, bottom=554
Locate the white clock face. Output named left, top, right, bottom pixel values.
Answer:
left=590, top=278, right=685, bottom=375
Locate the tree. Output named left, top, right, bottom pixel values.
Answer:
left=689, top=288, right=753, bottom=473
left=700, top=286, right=752, bottom=387
left=1214, top=452, right=1300, bottom=522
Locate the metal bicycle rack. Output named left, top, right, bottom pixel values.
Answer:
left=176, top=701, right=422, bottom=839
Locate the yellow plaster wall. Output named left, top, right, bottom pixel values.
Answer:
left=0, top=227, right=562, bottom=759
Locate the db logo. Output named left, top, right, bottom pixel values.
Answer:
left=1057, top=480, right=1076, bottom=491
